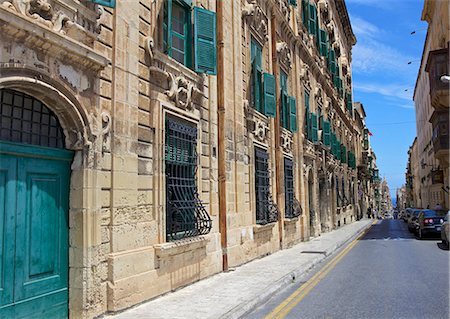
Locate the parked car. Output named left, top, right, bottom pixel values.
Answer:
left=384, top=213, right=392, bottom=219
left=442, top=211, right=450, bottom=247
left=414, top=209, right=447, bottom=239
left=407, top=209, right=421, bottom=232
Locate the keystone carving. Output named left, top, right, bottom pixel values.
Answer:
left=277, top=42, right=291, bottom=71
left=100, top=111, right=111, bottom=153
left=253, top=119, right=269, bottom=142
left=166, top=73, right=202, bottom=110
left=242, top=0, right=269, bottom=43
left=2, top=0, right=102, bottom=45
left=281, top=131, right=293, bottom=153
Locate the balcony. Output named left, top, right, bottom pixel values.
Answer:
left=430, top=110, right=449, bottom=165
left=425, top=47, right=449, bottom=110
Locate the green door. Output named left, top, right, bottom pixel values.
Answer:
left=0, top=141, right=72, bottom=319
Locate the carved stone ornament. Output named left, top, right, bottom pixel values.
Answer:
left=242, top=0, right=269, bottom=44
left=300, top=62, right=312, bottom=91
left=314, top=83, right=323, bottom=105
left=253, top=119, right=269, bottom=142
left=277, top=42, right=291, bottom=71
left=281, top=131, right=293, bottom=152
left=100, top=111, right=111, bottom=153
left=303, top=163, right=313, bottom=178
left=278, top=0, right=290, bottom=23
left=2, top=0, right=102, bottom=45
left=145, top=36, right=154, bottom=64
left=303, top=139, right=315, bottom=159
left=165, top=73, right=202, bottom=110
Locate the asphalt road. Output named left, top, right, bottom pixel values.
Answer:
left=247, top=219, right=450, bottom=319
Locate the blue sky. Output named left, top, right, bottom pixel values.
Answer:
left=345, top=0, right=427, bottom=201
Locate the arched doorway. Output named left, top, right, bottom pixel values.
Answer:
left=0, top=89, right=72, bottom=318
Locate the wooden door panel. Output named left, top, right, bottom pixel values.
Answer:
left=14, top=157, right=69, bottom=305
left=0, top=155, right=15, bottom=308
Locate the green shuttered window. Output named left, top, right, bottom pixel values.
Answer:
left=251, top=39, right=263, bottom=113
left=164, top=3, right=217, bottom=75
left=264, top=73, right=276, bottom=118
left=308, top=3, right=317, bottom=36
left=323, top=120, right=331, bottom=147
left=194, top=7, right=217, bottom=74
left=289, top=0, right=298, bottom=6
left=289, top=96, right=297, bottom=132
left=318, top=28, right=328, bottom=57
left=280, top=71, right=289, bottom=129
left=311, top=112, right=318, bottom=143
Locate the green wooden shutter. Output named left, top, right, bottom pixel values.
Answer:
left=312, top=112, right=318, bottom=143
left=323, top=120, right=331, bottom=146
left=280, top=72, right=289, bottom=128
left=318, top=28, right=328, bottom=57
left=91, top=0, right=116, bottom=8
left=289, top=0, right=297, bottom=6
left=302, top=0, right=309, bottom=28
left=289, top=96, right=297, bottom=132
left=251, top=40, right=263, bottom=112
left=263, top=73, right=276, bottom=118
left=308, top=3, right=317, bottom=35
left=194, top=7, right=217, bottom=75
left=329, top=49, right=336, bottom=75
left=341, top=144, right=347, bottom=163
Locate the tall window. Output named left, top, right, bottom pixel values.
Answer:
left=163, top=2, right=217, bottom=74
left=304, top=90, right=310, bottom=138
left=164, top=0, right=191, bottom=66
left=165, top=117, right=211, bottom=241
left=284, top=158, right=300, bottom=218
left=251, top=38, right=263, bottom=113
left=280, top=71, right=289, bottom=129
left=255, top=147, right=277, bottom=224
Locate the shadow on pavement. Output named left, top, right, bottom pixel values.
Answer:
left=437, top=242, right=449, bottom=251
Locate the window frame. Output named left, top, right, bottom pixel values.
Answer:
left=251, top=37, right=264, bottom=113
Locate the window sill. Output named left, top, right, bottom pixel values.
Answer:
left=284, top=216, right=299, bottom=225
left=154, top=236, right=208, bottom=258
left=253, top=222, right=276, bottom=234
left=154, top=51, right=203, bottom=84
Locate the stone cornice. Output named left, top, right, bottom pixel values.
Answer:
left=0, top=6, right=109, bottom=72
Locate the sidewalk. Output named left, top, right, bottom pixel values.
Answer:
left=105, top=219, right=373, bottom=319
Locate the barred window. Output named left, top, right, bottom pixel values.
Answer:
left=284, top=158, right=301, bottom=218
left=165, top=117, right=211, bottom=241
left=0, top=89, right=64, bottom=148
left=255, top=147, right=278, bottom=224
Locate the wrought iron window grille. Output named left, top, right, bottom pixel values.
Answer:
left=284, top=158, right=302, bottom=218
left=165, top=117, right=212, bottom=241
left=255, top=147, right=279, bottom=225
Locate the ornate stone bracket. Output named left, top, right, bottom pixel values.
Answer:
left=277, top=41, right=292, bottom=71
left=303, top=163, right=313, bottom=178
left=145, top=36, right=154, bottom=64
left=281, top=130, right=293, bottom=153
left=100, top=111, right=111, bottom=153
left=2, top=0, right=101, bottom=46
left=242, top=0, right=269, bottom=44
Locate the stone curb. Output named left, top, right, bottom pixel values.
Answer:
left=220, top=220, right=374, bottom=319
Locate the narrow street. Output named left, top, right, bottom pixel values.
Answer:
left=249, top=220, right=449, bottom=319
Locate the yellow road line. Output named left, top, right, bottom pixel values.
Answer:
left=264, top=221, right=376, bottom=319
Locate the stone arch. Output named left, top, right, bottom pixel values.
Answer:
left=0, top=69, right=94, bottom=151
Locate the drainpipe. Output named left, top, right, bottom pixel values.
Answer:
left=216, top=0, right=228, bottom=272
left=270, top=11, right=283, bottom=248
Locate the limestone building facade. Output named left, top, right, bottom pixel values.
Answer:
left=0, top=0, right=376, bottom=318
left=412, top=0, right=449, bottom=210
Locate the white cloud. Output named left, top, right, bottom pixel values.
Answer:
left=350, top=16, right=380, bottom=38
left=353, top=82, right=413, bottom=101
left=352, top=38, right=415, bottom=75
